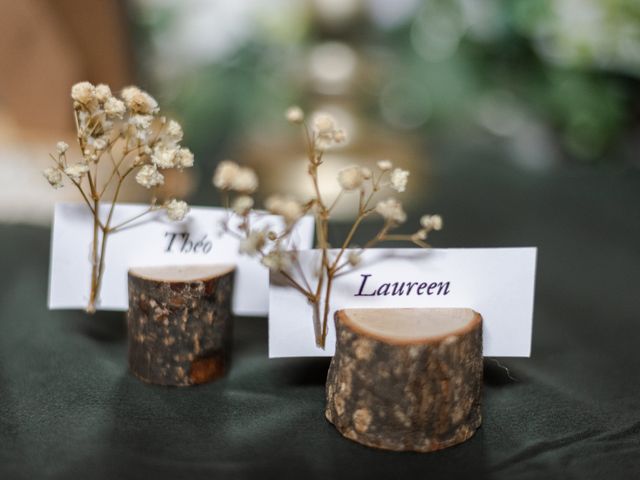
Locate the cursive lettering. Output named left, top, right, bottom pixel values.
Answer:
left=164, top=232, right=212, bottom=254
left=354, top=273, right=450, bottom=297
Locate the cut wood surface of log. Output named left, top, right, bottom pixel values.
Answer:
left=127, top=264, right=235, bottom=387
left=325, top=307, right=483, bottom=452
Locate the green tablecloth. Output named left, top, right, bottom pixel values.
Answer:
left=1, top=157, right=639, bottom=479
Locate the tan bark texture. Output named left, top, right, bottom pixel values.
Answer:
left=127, top=265, right=235, bottom=386
left=325, top=307, right=483, bottom=452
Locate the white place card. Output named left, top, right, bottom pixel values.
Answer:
left=48, top=202, right=314, bottom=315
left=269, top=248, right=537, bottom=358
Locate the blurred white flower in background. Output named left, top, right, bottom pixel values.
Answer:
left=530, top=0, right=640, bottom=76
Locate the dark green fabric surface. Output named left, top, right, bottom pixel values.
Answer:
left=1, top=157, right=639, bottom=479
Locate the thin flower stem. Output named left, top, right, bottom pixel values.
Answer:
left=363, top=223, right=391, bottom=249
left=381, top=234, right=417, bottom=241
left=280, top=270, right=316, bottom=302
left=330, top=213, right=366, bottom=272
left=108, top=205, right=156, bottom=233
left=319, top=273, right=334, bottom=348
left=327, top=189, right=344, bottom=213
left=88, top=163, right=135, bottom=311
left=87, top=195, right=101, bottom=312
left=292, top=253, right=313, bottom=293
left=98, top=144, right=144, bottom=197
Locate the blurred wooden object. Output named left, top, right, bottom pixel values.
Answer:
left=0, top=0, right=132, bottom=134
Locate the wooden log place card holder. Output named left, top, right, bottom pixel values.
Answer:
left=325, top=307, right=483, bottom=452
left=127, top=264, right=235, bottom=387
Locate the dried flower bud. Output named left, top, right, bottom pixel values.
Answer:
left=71, top=82, right=96, bottom=106
left=265, top=195, right=303, bottom=225
left=377, top=159, right=392, bottom=171
left=232, top=167, right=259, bottom=194
left=375, top=198, right=406, bottom=224
left=333, top=129, right=347, bottom=144
left=121, top=86, right=159, bottom=115
left=337, top=166, right=365, bottom=191
left=165, top=199, right=189, bottom=221
left=261, top=250, right=292, bottom=271
left=175, top=148, right=194, bottom=169
left=239, top=230, right=266, bottom=256
left=129, top=114, right=153, bottom=130
left=104, top=97, right=126, bottom=118
left=43, top=167, right=63, bottom=189
left=286, top=106, right=304, bottom=124
left=135, top=164, right=164, bottom=189
left=267, top=231, right=278, bottom=241
left=94, top=84, right=112, bottom=103
left=361, top=167, right=372, bottom=180
left=232, top=195, right=254, bottom=215
left=390, top=168, right=409, bottom=193
left=312, top=112, right=346, bottom=150
left=64, top=163, right=90, bottom=182
left=348, top=251, right=361, bottom=266
left=420, top=214, right=443, bottom=231
left=166, top=120, right=183, bottom=143
left=56, top=141, right=69, bottom=154
left=151, top=144, right=178, bottom=169
left=213, top=160, right=240, bottom=190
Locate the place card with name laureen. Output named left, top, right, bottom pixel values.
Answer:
left=268, top=248, right=537, bottom=357
left=48, top=202, right=314, bottom=315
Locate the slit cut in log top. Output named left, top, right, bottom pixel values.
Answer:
left=129, top=264, right=235, bottom=283
left=337, top=308, right=481, bottom=345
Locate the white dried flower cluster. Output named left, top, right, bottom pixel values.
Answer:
left=390, top=168, right=409, bottom=192
left=64, top=163, right=90, bottom=182
left=261, top=250, right=293, bottom=271
left=375, top=198, right=407, bottom=224
left=348, top=251, right=361, bottom=266
left=121, top=86, right=159, bottom=115
left=239, top=230, right=266, bottom=256
left=377, top=159, right=392, bottom=171
left=285, top=106, right=304, bottom=124
left=232, top=195, right=254, bottom=215
left=43, top=167, right=63, bottom=189
left=265, top=195, right=303, bottom=225
left=135, top=164, right=164, bottom=189
left=420, top=214, right=443, bottom=231
left=337, top=166, right=366, bottom=191
left=411, top=215, right=443, bottom=241
left=312, top=112, right=347, bottom=150
left=165, top=199, right=189, bottom=221
left=56, top=141, right=69, bottom=154
left=212, top=160, right=258, bottom=194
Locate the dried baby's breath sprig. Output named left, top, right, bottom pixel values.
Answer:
left=44, top=81, right=194, bottom=313
left=214, top=108, right=441, bottom=348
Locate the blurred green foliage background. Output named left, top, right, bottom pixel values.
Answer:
left=127, top=0, right=639, bottom=219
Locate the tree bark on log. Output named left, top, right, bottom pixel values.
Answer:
left=325, top=308, right=483, bottom=452
left=127, top=265, right=235, bottom=386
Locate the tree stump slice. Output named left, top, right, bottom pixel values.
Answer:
left=127, top=264, right=235, bottom=387
left=325, top=307, right=483, bottom=452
